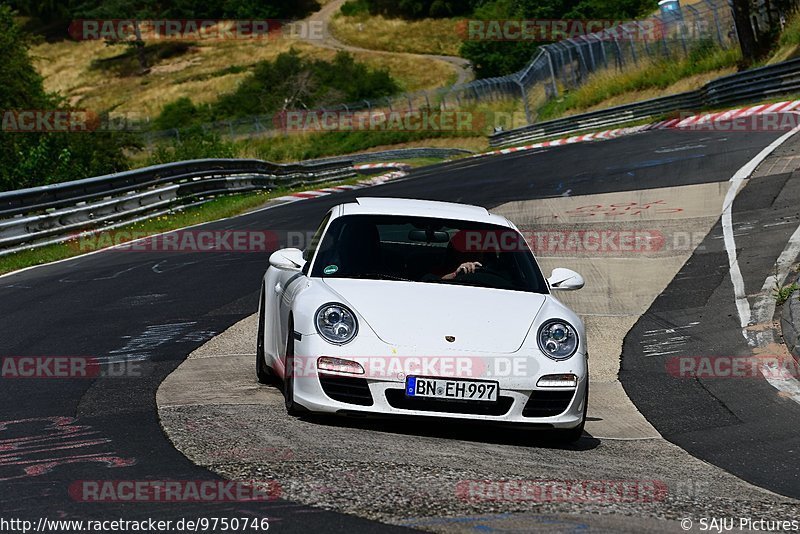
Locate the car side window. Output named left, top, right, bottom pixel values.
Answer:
left=303, top=212, right=331, bottom=267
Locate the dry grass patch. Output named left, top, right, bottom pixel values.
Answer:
left=32, top=36, right=453, bottom=118
left=330, top=14, right=462, bottom=56
left=351, top=52, right=457, bottom=91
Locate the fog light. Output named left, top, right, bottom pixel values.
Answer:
left=317, top=356, right=364, bottom=375
left=537, top=374, right=578, bottom=387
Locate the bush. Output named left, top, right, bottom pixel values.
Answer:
left=154, top=97, right=212, bottom=130
left=341, top=0, right=371, bottom=16
left=147, top=128, right=236, bottom=165
left=0, top=6, right=135, bottom=191
left=155, top=49, right=400, bottom=127
left=356, top=0, right=480, bottom=19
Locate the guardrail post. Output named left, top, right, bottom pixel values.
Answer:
left=709, top=2, right=725, bottom=46
left=545, top=49, right=559, bottom=97
left=574, top=40, right=589, bottom=76
left=597, top=34, right=609, bottom=68
left=567, top=47, right=579, bottom=85
left=517, top=80, right=533, bottom=125
left=612, top=36, right=624, bottom=69
left=556, top=46, right=567, bottom=83
left=635, top=21, right=651, bottom=56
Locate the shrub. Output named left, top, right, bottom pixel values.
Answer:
left=147, top=128, right=236, bottom=165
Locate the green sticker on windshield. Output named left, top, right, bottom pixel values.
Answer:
left=323, top=265, right=338, bottom=275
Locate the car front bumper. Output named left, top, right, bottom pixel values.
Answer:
left=290, top=333, right=588, bottom=428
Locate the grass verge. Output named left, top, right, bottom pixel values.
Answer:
left=537, top=45, right=741, bottom=122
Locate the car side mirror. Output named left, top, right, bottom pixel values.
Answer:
left=269, top=248, right=306, bottom=271
left=548, top=268, right=584, bottom=291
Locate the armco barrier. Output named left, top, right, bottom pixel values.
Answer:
left=490, top=57, right=800, bottom=147
left=0, top=158, right=354, bottom=254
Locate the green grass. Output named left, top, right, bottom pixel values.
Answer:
left=0, top=175, right=364, bottom=276
left=780, top=12, right=800, bottom=46
left=775, top=282, right=800, bottom=306
left=238, top=124, right=483, bottom=163
left=537, top=45, right=741, bottom=121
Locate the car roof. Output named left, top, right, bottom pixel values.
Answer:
left=338, top=197, right=513, bottom=227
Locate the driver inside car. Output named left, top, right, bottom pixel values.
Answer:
left=434, top=241, right=487, bottom=280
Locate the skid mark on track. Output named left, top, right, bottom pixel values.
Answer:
left=641, top=323, right=699, bottom=358
left=100, top=322, right=214, bottom=364
left=58, top=263, right=150, bottom=283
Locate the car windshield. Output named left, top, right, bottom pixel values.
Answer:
left=310, top=214, right=548, bottom=294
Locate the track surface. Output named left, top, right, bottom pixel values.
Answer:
left=0, top=127, right=798, bottom=529
left=620, top=137, right=800, bottom=498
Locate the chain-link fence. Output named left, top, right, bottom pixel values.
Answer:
left=142, top=0, right=748, bottom=143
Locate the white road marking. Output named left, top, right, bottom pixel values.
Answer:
left=99, top=322, right=199, bottom=364
left=722, top=124, right=800, bottom=403
left=654, top=144, right=706, bottom=154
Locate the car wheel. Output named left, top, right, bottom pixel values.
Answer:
left=256, top=288, right=275, bottom=384
left=552, top=382, right=588, bottom=444
left=283, top=319, right=303, bottom=416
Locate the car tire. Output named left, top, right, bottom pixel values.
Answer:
left=256, top=288, right=275, bottom=384
left=283, top=319, right=303, bottom=416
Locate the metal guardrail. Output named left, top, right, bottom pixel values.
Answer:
left=489, top=58, right=800, bottom=147
left=0, top=158, right=355, bottom=254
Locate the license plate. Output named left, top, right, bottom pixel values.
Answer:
left=405, top=376, right=499, bottom=402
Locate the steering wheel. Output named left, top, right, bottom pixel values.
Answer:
left=452, top=264, right=511, bottom=287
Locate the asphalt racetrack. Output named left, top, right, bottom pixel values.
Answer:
left=2, top=123, right=800, bottom=532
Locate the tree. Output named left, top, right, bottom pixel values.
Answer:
left=0, top=6, right=133, bottom=191
left=731, top=0, right=759, bottom=64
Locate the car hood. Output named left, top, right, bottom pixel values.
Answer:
left=321, top=279, right=547, bottom=353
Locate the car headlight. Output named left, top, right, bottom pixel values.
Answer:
left=315, top=303, right=358, bottom=345
left=537, top=319, right=579, bottom=360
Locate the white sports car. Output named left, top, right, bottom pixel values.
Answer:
left=257, top=198, right=588, bottom=441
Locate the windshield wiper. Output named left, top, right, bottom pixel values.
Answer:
left=349, top=273, right=414, bottom=282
